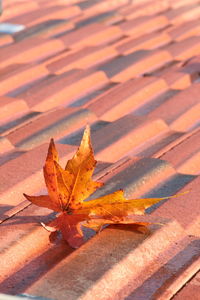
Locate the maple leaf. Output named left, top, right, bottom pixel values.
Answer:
left=24, top=125, right=181, bottom=248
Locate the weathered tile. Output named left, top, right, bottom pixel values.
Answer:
left=1, top=0, right=200, bottom=299
left=13, top=20, right=74, bottom=41
left=115, top=32, right=172, bottom=55
left=153, top=174, right=200, bottom=236
left=164, top=4, right=200, bottom=24
left=0, top=37, right=65, bottom=69
left=6, top=107, right=97, bottom=150
left=173, top=271, right=200, bottom=300
left=75, top=10, right=124, bottom=27
left=0, top=96, right=29, bottom=123
left=164, top=36, right=200, bottom=61
left=169, top=0, right=200, bottom=9
left=161, top=129, right=200, bottom=175
left=86, top=77, right=169, bottom=121
left=120, top=0, right=169, bottom=20
left=16, top=69, right=109, bottom=112
left=0, top=137, right=14, bottom=154
left=148, top=83, right=200, bottom=131
left=59, top=23, right=123, bottom=49
left=46, top=46, right=118, bottom=74
left=77, top=0, right=129, bottom=13
left=1, top=1, right=39, bottom=20
left=0, top=34, right=13, bottom=47
left=181, top=55, right=200, bottom=80
left=154, top=65, right=192, bottom=90
left=168, top=19, right=200, bottom=41
left=4, top=5, right=81, bottom=27
left=123, top=238, right=200, bottom=300
left=61, top=114, right=169, bottom=162
left=119, top=15, right=169, bottom=39
left=98, top=49, right=172, bottom=82
left=0, top=63, right=49, bottom=96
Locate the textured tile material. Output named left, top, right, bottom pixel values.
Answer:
left=0, top=1, right=200, bottom=299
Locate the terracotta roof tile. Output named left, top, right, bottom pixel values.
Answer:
left=75, top=10, right=124, bottom=26
left=0, top=137, right=15, bottom=154
left=60, top=115, right=169, bottom=163
left=0, top=37, right=65, bottom=68
left=6, top=107, right=97, bottom=150
left=181, top=55, right=200, bottom=78
left=148, top=83, right=200, bottom=131
left=0, top=34, right=13, bottom=47
left=98, top=49, right=172, bottom=82
left=60, top=23, right=123, bottom=48
left=173, top=271, right=200, bottom=300
left=17, top=69, right=109, bottom=111
left=0, top=63, right=49, bottom=96
left=13, top=20, right=75, bottom=41
left=166, top=4, right=200, bottom=24
left=119, top=1, right=169, bottom=20
left=0, top=96, right=29, bottom=122
left=46, top=46, right=118, bottom=74
left=154, top=65, right=192, bottom=90
left=160, top=129, right=200, bottom=175
left=164, top=36, right=200, bottom=60
left=119, top=15, right=169, bottom=38
left=3, top=5, right=81, bottom=26
left=1, top=1, right=39, bottom=20
left=169, top=0, right=200, bottom=8
left=1, top=0, right=200, bottom=298
left=86, top=77, right=168, bottom=120
left=167, top=19, right=200, bottom=41
left=114, top=32, right=172, bottom=55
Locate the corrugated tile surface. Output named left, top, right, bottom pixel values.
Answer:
left=0, top=0, right=200, bottom=299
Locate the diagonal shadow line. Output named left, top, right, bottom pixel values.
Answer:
left=0, top=222, right=152, bottom=296
left=124, top=238, right=200, bottom=300
left=0, top=238, right=74, bottom=295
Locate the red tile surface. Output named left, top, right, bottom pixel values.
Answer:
left=148, top=83, right=200, bottom=131
left=119, top=0, right=169, bottom=20
left=86, top=77, right=168, bottom=120
left=115, top=32, right=172, bottom=55
left=168, top=19, right=200, bottom=41
left=0, top=35, right=13, bottom=47
left=1, top=0, right=200, bottom=299
left=173, top=271, right=200, bottom=300
left=154, top=65, right=192, bottom=90
left=120, top=15, right=169, bottom=39
left=0, top=96, right=29, bottom=122
left=4, top=5, right=81, bottom=27
left=17, top=69, right=109, bottom=111
left=0, top=37, right=65, bottom=68
left=160, top=129, right=200, bottom=175
left=6, top=107, right=97, bottom=150
left=0, top=63, right=49, bottom=96
left=164, top=4, right=200, bottom=24
left=46, top=46, right=118, bottom=74
left=99, top=50, right=172, bottom=82
left=164, top=36, right=200, bottom=60
left=60, top=23, right=123, bottom=49
left=1, top=1, right=39, bottom=20
left=0, top=137, right=14, bottom=154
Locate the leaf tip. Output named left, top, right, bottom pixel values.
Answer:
left=23, top=193, right=29, bottom=200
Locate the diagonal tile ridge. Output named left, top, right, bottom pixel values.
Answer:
left=0, top=0, right=200, bottom=299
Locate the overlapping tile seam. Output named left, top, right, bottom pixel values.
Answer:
left=0, top=0, right=200, bottom=299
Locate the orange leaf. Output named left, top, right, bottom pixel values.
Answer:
left=24, top=126, right=184, bottom=248
left=23, top=194, right=62, bottom=212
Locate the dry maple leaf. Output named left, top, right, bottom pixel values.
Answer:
left=24, top=125, right=181, bottom=248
